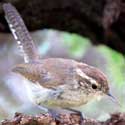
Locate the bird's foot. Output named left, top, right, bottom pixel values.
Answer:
left=48, top=109, right=62, bottom=122
left=65, top=108, right=84, bottom=125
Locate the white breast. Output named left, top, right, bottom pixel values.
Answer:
left=25, top=81, right=52, bottom=105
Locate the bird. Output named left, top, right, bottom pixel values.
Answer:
left=3, top=3, right=116, bottom=121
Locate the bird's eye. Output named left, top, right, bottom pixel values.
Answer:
left=92, top=84, right=97, bottom=89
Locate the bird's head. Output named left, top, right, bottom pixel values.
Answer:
left=76, top=63, right=110, bottom=101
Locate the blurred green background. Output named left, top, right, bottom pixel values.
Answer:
left=0, top=29, right=125, bottom=121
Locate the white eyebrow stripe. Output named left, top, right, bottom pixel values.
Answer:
left=89, top=78, right=97, bottom=84
left=76, top=68, right=97, bottom=84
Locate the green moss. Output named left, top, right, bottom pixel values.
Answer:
left=63, top=33, right=91, bottom=58
left=98, top=45, right=125, bottom=88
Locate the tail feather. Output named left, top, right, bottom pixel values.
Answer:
left=3, top=3, right=39, bottom=63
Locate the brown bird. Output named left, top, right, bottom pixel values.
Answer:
left=3, top=3, right=116, bottom=120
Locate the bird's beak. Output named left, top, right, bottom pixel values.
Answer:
left=107, top=92, right=121, bottom=106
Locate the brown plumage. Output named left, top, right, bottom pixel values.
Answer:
left=12, top=58, right=109, bottom=93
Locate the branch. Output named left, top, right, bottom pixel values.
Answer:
left=1, top=112, right=125, bottom=125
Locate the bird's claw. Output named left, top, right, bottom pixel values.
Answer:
left=48, top=109, right=62, bottom=122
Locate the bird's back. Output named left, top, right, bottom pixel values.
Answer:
left=12, top=58, right=79, bottom=89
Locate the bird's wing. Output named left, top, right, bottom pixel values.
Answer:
left=12, top=63, right=65, bottom=89
left=3, top=3, right=40, bottom=63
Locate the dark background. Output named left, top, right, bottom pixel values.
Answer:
left=0, top=0, right=125, bottom=54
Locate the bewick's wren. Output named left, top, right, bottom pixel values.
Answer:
left=3, top=3, right=114, bottom=116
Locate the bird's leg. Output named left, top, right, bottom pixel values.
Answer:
left=37, top=105, right=49, bottom=114
left=38, top=105, right=62, bottom=121
left=48, top=108, right=62, bottom=122
left=65, top=108, right=84, bottom=124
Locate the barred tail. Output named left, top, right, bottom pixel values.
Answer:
left=3, top=3, right=39, bottom=63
